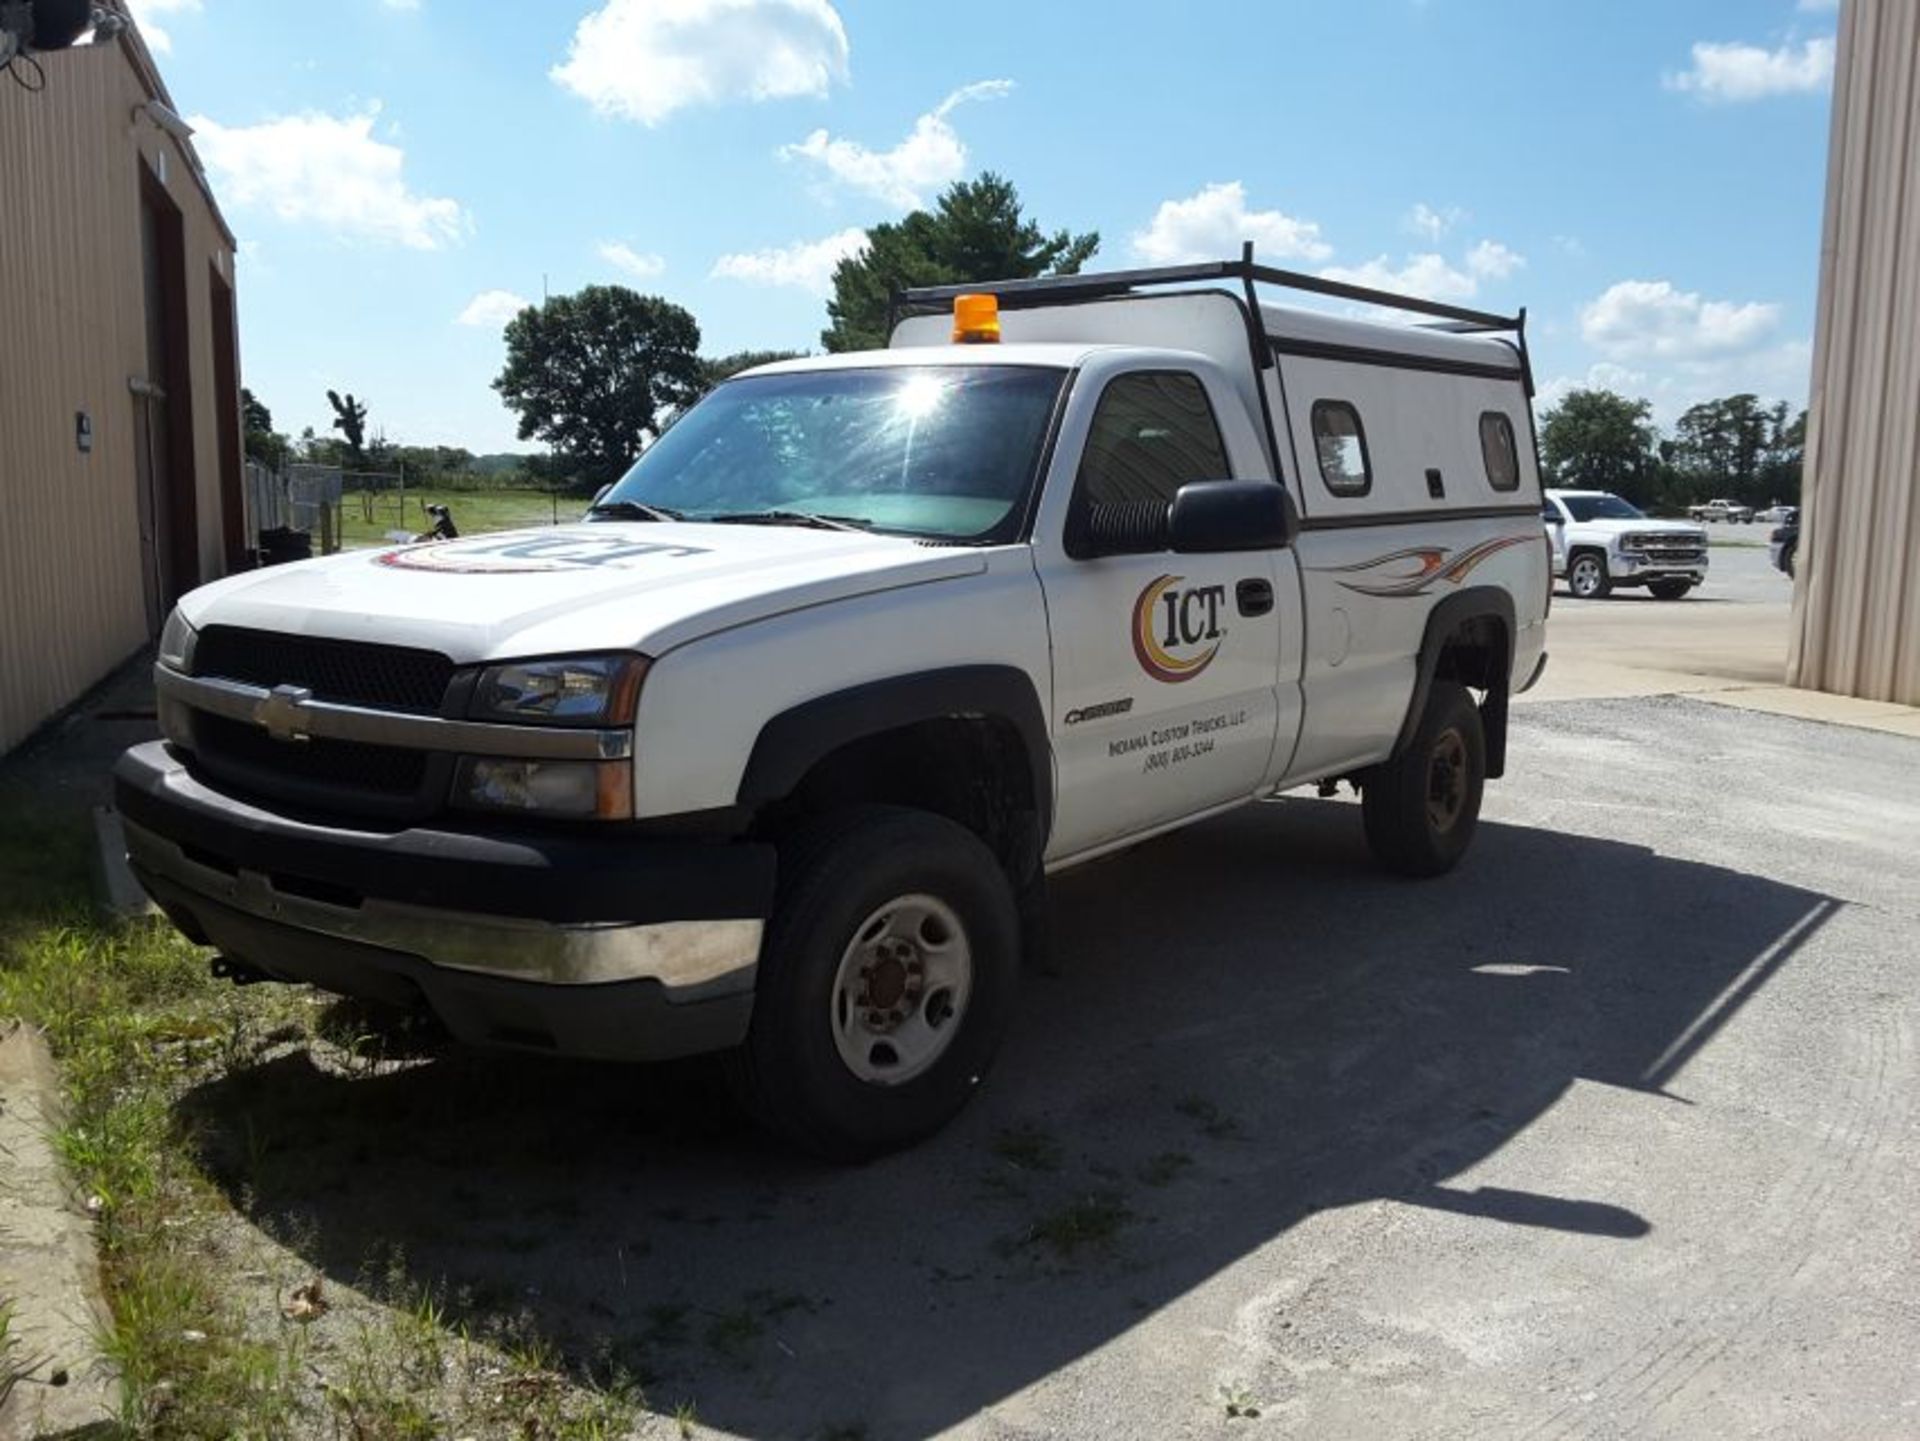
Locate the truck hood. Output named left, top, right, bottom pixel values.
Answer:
left=177, top=523, right=988, bottom=663
left=1573, top=518, right=1707, bottom=539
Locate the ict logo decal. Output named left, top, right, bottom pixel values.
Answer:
left=1132, top=574, right=1226, bottom=683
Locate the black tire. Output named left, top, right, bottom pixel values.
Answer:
left=726, top=806, right=1020, bottom=1161
left=1647, top=579, right=1693, bottom=600
left=1362, top=681, right=1486, bottom=878
left=1566, top=551, right=1611, bottom=599
left=1784, top=544, right=1796, bottom=578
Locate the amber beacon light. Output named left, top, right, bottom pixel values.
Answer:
left=951, top=293, right=1002, bottom=344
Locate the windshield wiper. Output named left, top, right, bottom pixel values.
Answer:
left=587, top=499, right=684, bottom=522
left=704, top=510, right=872, bottom=532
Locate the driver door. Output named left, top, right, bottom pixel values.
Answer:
left=1036, top=368, right=1288, bottom=860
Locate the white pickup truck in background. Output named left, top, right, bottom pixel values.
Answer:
left=116, top=253, right=1550, bottom=1158
left=1545, top=488, right=1709, bottom=600
left=1689, top=498, right=1754, bottom=524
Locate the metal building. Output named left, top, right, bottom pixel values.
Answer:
left=0, top=11, right=243, bottom=753
left=1789, top=0, right=1920, bottom=705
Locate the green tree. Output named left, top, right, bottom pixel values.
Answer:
left=822, top=173, right=1099, bottom=353
left=326, top=390, right=370, bottom=471
left=697, top=349, right=805, bottom=395
left=1757, top=405, right=1807, bottom=506
left=1669, top=394, right=1772, bottom=507
left=240, top=387, right=290, bottom=470
left=494, top=286, right=704, bottom=491
left=1539, top=389, right=1661, bottom=507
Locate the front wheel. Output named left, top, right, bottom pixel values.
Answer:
left=1648, top=579, right=1693, bottom=600
left=1567, top=553, right=1611, bottom=599
left=726, top=806, right=1020, bottom=1161
left=1362, top=681, right=1486, bottom=878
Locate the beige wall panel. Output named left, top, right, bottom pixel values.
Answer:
left=0, top=34, right=236, bottom=752
left=1790, top=0, right=1920, bottom=704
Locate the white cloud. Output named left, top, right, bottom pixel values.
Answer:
left=1538, top=345, right=1812, bottom=427
left=1131, top=182, right=1332, bottom=265
left=1318, top=253, right=1478, bottom=302
left=126, top=0, right=199, bottom=53
left=1665, top=38, right=1834, bottom=102
left=190, top=106, right=467, bottom=249
left=1405, top=202, right=1465, bottom=242
left=456, top=290, right=530, bottom=328
left=1314, top=239, right=1522, bottom=313
left=552, top=0, right=849, bottom=126
left=598, top=241, right=667, bottom=279
left=710, top=226, right=868, bottom=295
left=1797, top=0, right=1839, bottom=11
left=1580, top=279, right=1781, bottom=360
left=1465, top=239, right=1525, bottom=280
left=780, top=80, right=1012, bottom=210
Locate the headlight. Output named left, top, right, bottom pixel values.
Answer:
left=1616, top=534, right=1644, bottom=553
left=470, top=655, right=647, bottom=726
left=158, top=608, right=198, bottom=672
left=454, top=757, right=634, bottom=820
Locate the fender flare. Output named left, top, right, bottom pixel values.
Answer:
left=1392, top=588, right=1516, bottom=778
left=737, top=665, right=1054, bottom=842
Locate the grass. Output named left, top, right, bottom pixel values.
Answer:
left=1, top=1296, right=41, bottom=1412
left=1136, top=1151, right=1194, bottom=1187
left=1175, top=1095, right=1241, bottom=1140
left=1015, top=1194, right=1132, bottom=1260
left=0, top=802, right=639, bottom=1437
left=990, top=1122, right=1063, bottom=1173
left=335, top=487, right=576, bottom=550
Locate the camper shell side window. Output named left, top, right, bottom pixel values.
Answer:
left=1479, top=410, right=1521, bottom=493
left=1311, top=400, right=1372, bottom=498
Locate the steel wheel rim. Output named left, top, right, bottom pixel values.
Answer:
left=829, top=893, right=973, bottom=1086
left=1570, top=558, right=1601, bottom=597
left=1426, top=727, right=1468, bottom=833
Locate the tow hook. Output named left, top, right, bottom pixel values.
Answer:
left=210, top=954, right=272, bottom=987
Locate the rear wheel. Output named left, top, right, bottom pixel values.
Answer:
left=1567, top=552, right=1611, bottom=599
left=726, top=806, right=1020, bottom=1161
left=1363, top=681, right=1486, bottom=878
left=1648, top=579, right=1693, bottom=600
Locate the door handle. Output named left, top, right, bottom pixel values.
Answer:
left=1427, top=467, right=1446, bottom=499
left=1236, top=578, right=1274, bottom=617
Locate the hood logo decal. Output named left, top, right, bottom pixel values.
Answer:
left=1133, top=575, right=1226, bottom=684
left=377, top=532, right=711, bottom=574
left=1310, top=536, right=1533, bottom=598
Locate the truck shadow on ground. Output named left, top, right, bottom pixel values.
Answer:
left=180, top=799, right=1833, bottom=1439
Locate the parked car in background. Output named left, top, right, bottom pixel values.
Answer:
left=1755, top=503, right=1799, bottom=526
left=1771, top=513, right=1800, bottom=577
left=1688, top=498, right=1755, bottom=524
left=1545, top=489, right=1709, bottom=600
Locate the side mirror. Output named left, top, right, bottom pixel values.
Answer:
left=1168, top=480, right=1293, bottom=554
left=591, top=483, right=614, bottom=506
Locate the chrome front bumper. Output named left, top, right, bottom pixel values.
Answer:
left=124, top=819, right=763, bottom=990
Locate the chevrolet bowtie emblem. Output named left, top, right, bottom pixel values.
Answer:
left=256, top=684, right=314, bottom=743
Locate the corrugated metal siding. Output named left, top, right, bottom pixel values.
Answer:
left=1788, top=0, right=1920, bottom=704
left=0, top=35, right=237, bottom=752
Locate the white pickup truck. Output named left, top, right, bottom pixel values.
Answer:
left=116, top=255, right=1550, bottom=1158
left=1544, top=489, right=1710, bottom=600
left=1688, top=498, right=1753, bottom=524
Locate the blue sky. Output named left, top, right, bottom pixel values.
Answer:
left=133, top=0, right=1840, bottom=455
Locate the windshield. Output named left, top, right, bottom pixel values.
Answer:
left=1561, top=493, right=1646, bottom=522
left=595, top=365, right=1067, bottom=542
